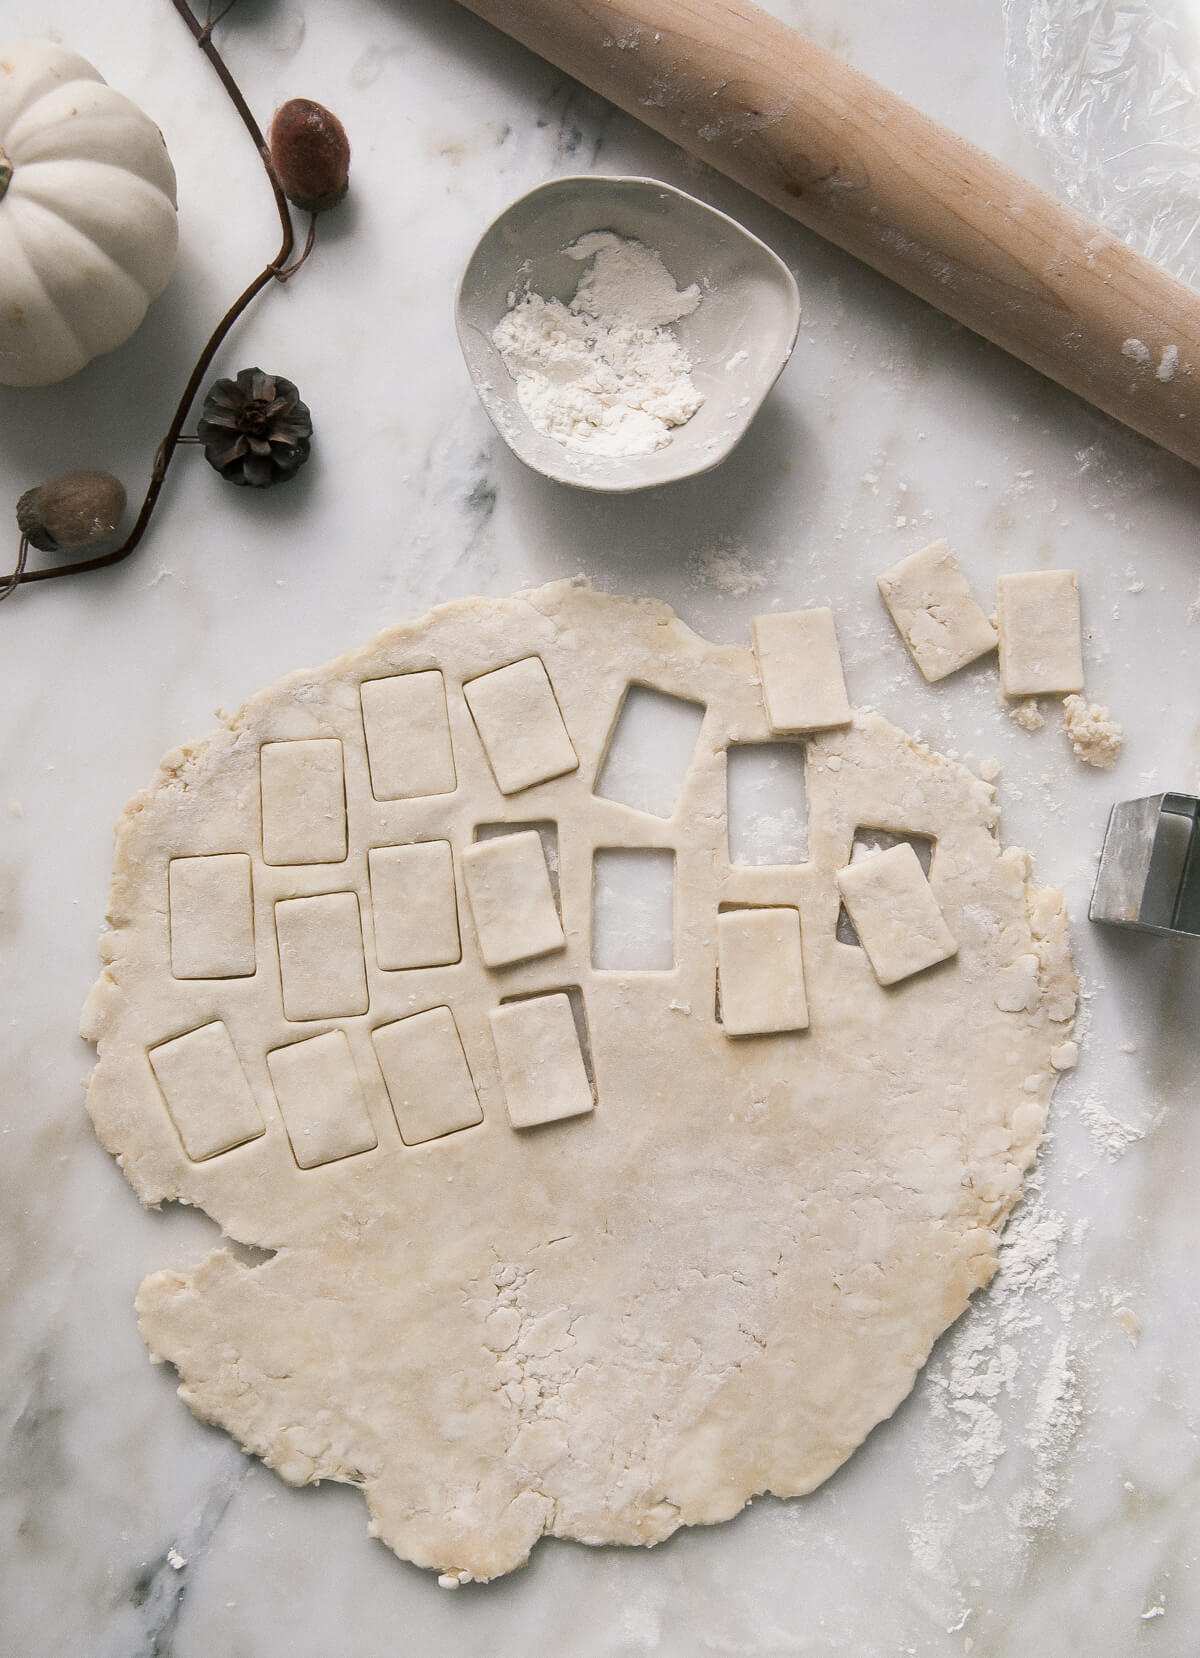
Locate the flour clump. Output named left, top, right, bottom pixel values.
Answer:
left=492, top=232, right=703, bottom=456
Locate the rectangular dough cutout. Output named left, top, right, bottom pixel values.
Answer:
left=751, top=609, right=851, bottom=733
left=726, top=742, right=809, bottom=865
left=148, top=1021, right=264, bottom=1162
left=463, top=657, right=579, bottom=795
left=360, top=670, right=456, bottom=800
left=877, top=540, right=998, bottom=682
left=266, top=1030, right=377, bottom=1168
left=835, top=842, right=957, bottom=986
left=996, top=570, right=1085, bottom=696
left=368, top=841, right=461, bottom=970
left=489, top=992, right=595, bottom=1128
left=275, top=891, right=369, bottom=1020
left=462, top=830, right=565, bottom=968
left=718, top=907, right=809, bottom=1035
left=168, top=853, right=256, bottom=979
left=593, top=684, right=706, bottom=819
left=591, top=848, right=674, bottom=970
left=260, top=738, right=347, bottom=866
left=371, top=1006, right=482, bottom=1145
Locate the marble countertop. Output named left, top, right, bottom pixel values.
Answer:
left=4, top=2, right=1200, bottom=1653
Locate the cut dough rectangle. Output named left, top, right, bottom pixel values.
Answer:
left=368, top=841, right=460, bottom=970
left=168, top=853, right=256, bottom=979
left=718, top=907, right=809, bottom=1035
left=371, top=1006, right=482, bottom=1144
left=751, top=609, right=851, bottom=732
left=462, top=830, right=565, bottom=968
left=488, top=993, right=594, bottom=1127
left=260, top=738, right=347, bottom=866
left=148, top=1021, right=264, bottom=1162
left=835, top=842, right=957, bottom=986
left=996, top=570, right=1084, bottom=695
left=275, top=891, right=369, bottom=1020
left=360, top=671, right=456, bottom=800
left=266, top=1030, right=377, bottom=1168
left=463, top=657, right=579, bottom=795
left=877, top=540, right=997, bottom=682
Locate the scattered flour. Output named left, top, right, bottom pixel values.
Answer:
left=1121, top=337, right=1151, bottom=364
left=491, top=232, right=702, bottom=457
left=908, top=1177, right=1088, bottom=1612
left=687, top=539, right=770, bottom=597
left=1062, top=694, right=1124, bottom=769
left=1075, top=1092, right=1143, bottom=1161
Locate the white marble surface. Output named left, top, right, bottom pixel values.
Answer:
left=3, top=1, right=1200, bottom=1653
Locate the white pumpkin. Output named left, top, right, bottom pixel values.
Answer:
left=0, top=40, right=178, bottom=387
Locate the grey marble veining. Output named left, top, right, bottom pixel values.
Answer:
left=3, top=0, right=1200, bottom=1653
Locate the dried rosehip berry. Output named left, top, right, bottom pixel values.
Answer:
left=269, top=98, right=350, bottom=214
left=16, top=469, right=126, bottom=552
left=197, top=368, right=312, bottom=489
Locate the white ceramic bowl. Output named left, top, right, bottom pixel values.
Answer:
left=455, top=175, right=801, bottom=493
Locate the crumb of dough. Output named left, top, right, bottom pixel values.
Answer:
left=1009, top=697, right=1045, bottom=731
left=1062, top=695, right=1123, bottom=770
left=979, top=757, right=1000, bottom=782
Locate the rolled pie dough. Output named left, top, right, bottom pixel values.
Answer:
left=81, top=582, right=1076, bottom=1582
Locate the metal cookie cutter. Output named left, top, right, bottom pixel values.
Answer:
left=1090, top=793, right=1200, bottom=938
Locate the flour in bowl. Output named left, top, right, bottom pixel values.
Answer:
left=492, top=232, right=703, bottom=457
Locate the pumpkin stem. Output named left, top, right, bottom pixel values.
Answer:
left=0, top=148, right=12, bottom=202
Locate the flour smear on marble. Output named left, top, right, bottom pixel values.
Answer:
left=492, top=232, right=703, bottom=455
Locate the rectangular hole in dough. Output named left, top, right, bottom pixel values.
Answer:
left=726, top=742, right=809, bottom=866
left=591, top=848, right=675, bottom=970
left=592, top=683, right=706, bottom=819
left=360, top=669, right=456, bottom=801
left=499, top=984, right=596, bottom=1103
left=836, top=829, right=935, bottom=947
left=474, top=821, right=560, bottom=907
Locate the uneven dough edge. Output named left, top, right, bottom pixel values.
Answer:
left=84, top=580, right=1078, bottom=1583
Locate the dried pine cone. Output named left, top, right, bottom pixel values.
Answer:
left=197, top=368, right=312, bottom=488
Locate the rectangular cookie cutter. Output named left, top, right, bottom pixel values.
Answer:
left=1090, top=792, right=1200, bottom=938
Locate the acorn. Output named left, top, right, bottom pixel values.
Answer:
left=268, top=98, right=350, bottom=214
left=16, top=469, right=127, bottom=553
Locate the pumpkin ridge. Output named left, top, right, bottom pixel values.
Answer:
left=5, top=84, right=176, bottom=200
left=2, top=198, right=98, bottom=364
left=0, top=215, right=87, bottom=382
left=11, top=160, right=178, bottom=288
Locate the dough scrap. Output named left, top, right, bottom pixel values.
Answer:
left=877, top=540, right=997, bottom=682
left=996, top=570, right=1085, bottom=696
left=751, top=608, right=851, bottom=732
left=81, top=582, right=1076, bottom=1583
left=1062, top=694, right=1124, bottom=770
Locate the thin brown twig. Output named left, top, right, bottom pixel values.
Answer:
left=0, top=0, right=306, bottom=598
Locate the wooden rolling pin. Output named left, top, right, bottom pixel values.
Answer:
left=454, top=0, right=1200, bottom=469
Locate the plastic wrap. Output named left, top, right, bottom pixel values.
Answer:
left=1005, top=0, right=1200, bottom=287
